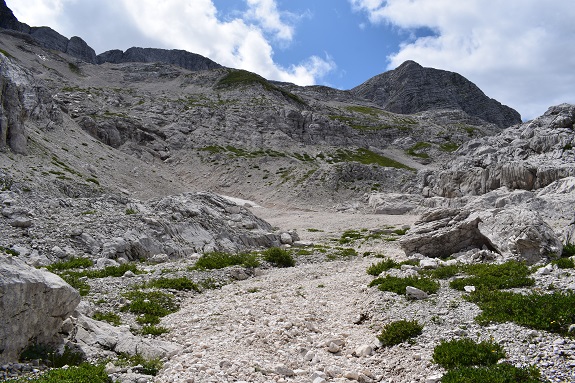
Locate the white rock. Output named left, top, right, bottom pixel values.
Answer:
left=406, top=286, right=429, bottom=299
left=464, top=285, right=476, bottom=292
left=327, top=342, right=341, bottom=353
left=419, top=258, right=439, bottom=269
left=274, top=364, right=294, bottom=377
left=280, top=232, right=293, bottom=245
left=343, top=371, right=360, bottom=380
left=354, top=344, right=373, bottom=357
left=425, top=374, right=443, bottom=383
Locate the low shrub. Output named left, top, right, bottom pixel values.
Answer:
left=450, top=261, right=534, bottom=291
left=441, top=364, right=542, bottom=383
left=141, top=325, right=169, bottom=336
left=552, top=257, right=575, bottom=269
left=424, top=264, right=461, bottom=279
left=563, top=243, right=575, bottom=257
left=370, top=275, right=440, bottom=295
left=432, top=338, right=505, bottom=369
left=58, top=274, right=91, bottom=296
left=366, top=258, right=399, bottom=276
left=122, top=290, right=178, bottom=317
left=46, top=257, right=93, bottom=272
left=191, top=251, right=260, bottom=270
left=136, top=313, right=161, bottom=325
left=20, top=344, right=84, bottom=368
left=467, top=289, right=575, bottom=335
left=339, top=229, right=363, bottom=244
left=12, top=363, right=109, bottom=383
left=263, top=247, right=295, bottom=267
left=93, top=311, right=121, bottom=326
left=116, top=353, right=163, bottom=376
left=377, top=319, right=423, bottom=346
left=145, top=276, right=200, bottom=291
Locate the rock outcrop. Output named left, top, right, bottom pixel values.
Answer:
left=97, top=47, right=221, bottom=71
left=428, top=103, right=575, bottom=197
left=400, top=207, right=561, bottom=263
left=0, top=255, right=80, bottom=363
left=352, top=60, right=521, bottom=128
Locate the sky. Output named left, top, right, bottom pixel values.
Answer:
left=6, top=0, right=575, bottom=121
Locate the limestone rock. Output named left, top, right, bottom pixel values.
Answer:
left=368, top=193, right=423, bottom=215
left=97, top=47, right=221, bottom=71
left=0, top=255, right=80, bottom=363
left=406, top=286, right=429, bottom=300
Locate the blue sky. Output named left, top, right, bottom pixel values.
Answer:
left=6, top=0, right=575, bottom=120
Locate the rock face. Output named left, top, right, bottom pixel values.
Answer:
left=0, top=0, right=30, bottom=33
left=352, top=60, right=521, bottom=128
left=429, top=104, right=575, bottom=197
left=400, top=207, right=561, bottom=263
left=97, top=47, right=221, bottom=71
left=0, top=54, right=62, bottom=154
left=0, top=255, right=80, bottom=363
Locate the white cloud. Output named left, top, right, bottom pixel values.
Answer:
left=350, top=0, right=575, bottom=120
left=6, top=0, right=68, bottom=29
left=118, top=0, right=334, bottom=86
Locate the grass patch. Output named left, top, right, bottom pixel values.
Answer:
left=339, top=229, right=364, bottom=244
left=466, top=289, right=575, bottom=335
left=424, top=264, right=461, bottom=279
left=432, top=338, right=505, bottom=369
left=330, top=148, right=414, bottom=170
left=406, top=142, right=431, bottom=158
left=0, top=245, right=20, bottom=256
left=45, top=257, right=93, bottom=272
left=449, top=261, right=534, bottom=291
left=141, top=325, right=170, bottom=336
left=440, top=141, right=460, bottom=152
left=441, top=364, right=542, bottom=383
left=58, top=274, right=91, bottom=296
left=125, top=208, right=138, bottom=215
left=370, top=275, right=440, bottom=295
left=0, top=48, right=13, bottom=58
left=92, top=311, right=121, bottom=326
left=262, top=247, right=295, bottom=267
left=366, top=258, right=400, bottom=276
left=377, top=320, right=423, bottom=346
left=11, top=363, right=109, bottom=383
left=122, top=290, right=178, bottom=318
left=68, top=62, right=81, bottom=74
left=552, top=257, right=575, bottom=269
left=191, top=251, right=260, bottom=270
left=20, top=344, right=84, bottom=368
left=144, top=276, right=200, bottom=291
left=116, top=353, right=163, bottom=376
left=563, top=243, right=575, bottom=257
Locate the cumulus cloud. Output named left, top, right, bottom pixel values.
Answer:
left=118, top=0, right=334, bottom=85
left=7, top=0, right=67, bottom=29
left=350, top=0, right=575, bottom=119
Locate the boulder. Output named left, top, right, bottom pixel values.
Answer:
left=368, top=193, right=423, bottom=215
left=0, top=255, right=80, bottom=363
left=400, top=207, right=561, bottom=263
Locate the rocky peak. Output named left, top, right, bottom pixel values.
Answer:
left=0, top=0, right=29, bottom=33
left=352, top=60, right=521, bottom=128
left=96, top=47, right=221, bottom=71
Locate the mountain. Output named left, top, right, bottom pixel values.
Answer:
left=352, top=60, right=521, bottom=128
left=97, top=47, right=221, bottom=71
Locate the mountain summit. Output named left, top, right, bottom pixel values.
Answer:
left=352, top=60, right=521, bottom=128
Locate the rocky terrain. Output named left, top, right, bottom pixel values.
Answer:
left=2, top=1, right=575, bottom=382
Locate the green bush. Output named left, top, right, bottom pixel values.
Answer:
left=116, top=353, right=163, bottom=376
left=424, top=264, right=461, bottom=279
left=136, top=313, right=161, bottom=325
left=20, top=345, right=84, bottom=368
left=467, top=289, right=575, bottom=335
left=563, top=243, right=575, bottom=257
left=370, top=275, right=440, bottom=295
left=450, top=261, right=534, bottom=291
left=191, top=251, right=260, bottom=270
left=339, top=229, right=363, bottom=244
left=46, top=257, right=93, bottom=272
left=93, top=311, right=121, bottom=326
left=366, top=258, right=399, bottom=276
left=59, top=273, right=91, bottom=296
left=377, top=320, right=423, bottom=346
left=441, top=364, right=542, bottom=383
left=552, top=257, right=575, bottom=269
left=263, top=247, right=295, bottom=267
left=141, top=325, right=169, bottom=336
left=145, top=276, right=200, bottom=291
left=12, top=363, right=109, bottom=383
left=433, top=338, right=505, bottom=369
left=122, top=290, right=178, bottom=317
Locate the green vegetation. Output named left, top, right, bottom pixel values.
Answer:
left=200, top=145, right=287, bottom=159
left=441, top=364, right=543, bottom=383
left=433, top=338, right=506, bottom=369
left=425, top=264, right=461, bottom=279
left=562, top=242, right=575, bottom=257
left=93, top=311, right=121, bottom=326
left=369, top=275, right=440, bottom=295
left=262, top=247, right=295, bottom=267
left=329, top=148, right=414, bottom=170
left=68, top=62, right=81, bottom=74
left=0, top=245, right=20, bottom=256
left=467, top=289, right=575, bottom=335
left=552, top=257, right=575, bottom=269
left=339, top=229, right=364, bottom=244
left=406, top=142, right=431, bottom=158
left=377, top=319, right=423, bottom=346
left=141, top=325, right=170, bottom=336
left=12, top=363, right=109, bottom=383
left=366, top=258, right=399, bottom=276
left=122, top=290, right=178, bottom=317
left=116, top=353, right=163, bottom=376
left=432, top=338, right=542, bottom=383
left=125, top=208, right=138, bottom=215
left=45, top=257, right=93, bottom=272
left=449, top=261, right=534, bottom=291
left=440, top=141, right=460, bottom=152
left=191, top=251, right=260, bottom=270
left=0, top=48, right=13, bottom=58
left=144, top=276, right=200, bottom=291
left=216, top=69, right=305, bottom=104
left=20, top=344, right=84, bottom=368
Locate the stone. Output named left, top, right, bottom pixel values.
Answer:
left=273, top=364, right=294, bottom=377
left=327, top=342, right=341, bottom=353
left=464, top=285, right=476, bottom=293
left=0, top=255, right=80, bottom=363
left=354, top=344, right=373, bottom=357
left=9, top=217, right=32, bottom=228
left=280, top=232, right=293, bottom=245
left=406, top=286, right=429, bottom=299
left=419, top=258, right=439, bottom=269
left=425, top=374, right=442, bottom=383
left=343, top=371, right=360, bottom=380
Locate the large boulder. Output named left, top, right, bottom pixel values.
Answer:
left=400, top=207, right=561, bottom=263
left=0, top=255, right=80, bottom=363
